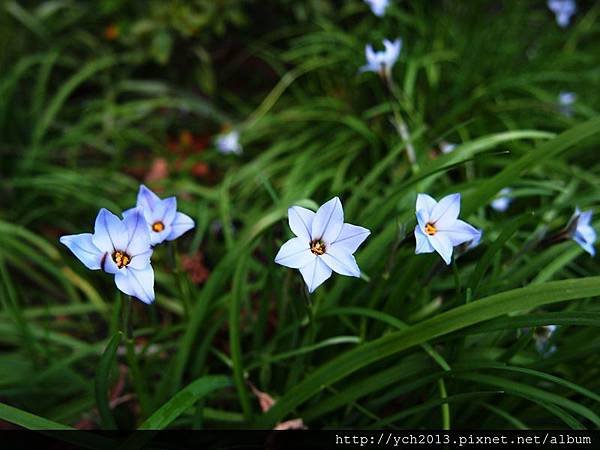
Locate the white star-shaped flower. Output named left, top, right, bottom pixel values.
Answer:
left=275, top=197, right=370, bottom=293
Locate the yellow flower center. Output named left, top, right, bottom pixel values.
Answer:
left=425, top=222, right=437, bottom=236
left=152, top=221, right=165, bottom=232
left=112, top=250, right=131, bottom=269
left=310, top=240, right=326, bottom=256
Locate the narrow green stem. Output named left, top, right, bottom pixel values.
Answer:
left=122, top=293, right=132, bottom=340
left=121, top=294, right=152, bottom=420
left=302, top=287, right=316, bottom=344
left=438, top=378, right=451, bottom=430
left=383, top=75, right=419, bottom=173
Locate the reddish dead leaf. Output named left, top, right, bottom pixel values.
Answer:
left=274, top=419, right=307, bottom=430
left=249, top=383, right=276, bottom=413
left=104, top=24, right=119, bottom=41
left=181, top=252, right=210, bottom=285
left=191, top=162, right=209, bottom=177
left=145, top=158, right=169, bottom=183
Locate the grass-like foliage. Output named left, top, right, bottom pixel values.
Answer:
left=1, top=0, right=600, bottom=430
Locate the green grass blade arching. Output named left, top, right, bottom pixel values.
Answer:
left=139, top=375, right=232, bottom=429
left=94, top=332, right=122, bottom=429
left=257, top=276, right=600, bottom=426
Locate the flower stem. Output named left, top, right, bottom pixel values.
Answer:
left=122, top=292, right=132, bottom=340
left=121, top=294, right=152, bottom=420
left=438, top=378, right=451, bottom=430
left=383, top=75, right=419, bottom=173
left=538, top=229, right=570, bottom=249
left=302, top=287, right=316, bottom=344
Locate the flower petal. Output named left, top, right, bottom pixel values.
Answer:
left=430, top=193, right=461, bottom=228
left=102, top=254, right=119, bottom=274
left=414, top=227, right=434, bottom=254
left=159, top=197, right=178, bottom=226
left=440, top=219, right=481, bottom=247
left=428, top=233, right=454, bottom=265
left=416, top=193, right=436, bottom=216
left=93, top=208, right=127, bottom=252
left=59, top=233, right=103, bottom=270
left=288, top=206, right=315, bottom=241
left=299, top=257, right=332, bottom=294
left=274, top=237, right=315, bottom=269
left=128, top=248, right=153, bottom=270
left=416, top=209, right=429, bottom=230
left=331, top=223, right=370, bottom=253
left=137, top=185, right=162, bottom=213
left=166, top=211, right=195, bottom=241
left=312, top=197, right=344, bottom=244
left=578, top=210, right=593, bottom=227
left=320, top=246, right=360, bottom=277
left=114, top=265, right=155, bottom=304
left=123, top=207, right=151, bottom=256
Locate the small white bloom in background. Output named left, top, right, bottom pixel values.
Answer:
left=533, top=325, right=558, bottom=356
left=216, top=130, right=242, bottom=155
left=439, top=142, right=456, bottom=154
left=558, top=91, right=576, bottom=117
left=568, top=207, right=596, bottom=256
left=548, top=0, right=576, bottom=27
left=359, top=38, right=402, bottom=82
left=414, top=193, right=482, bottom=265
left=275, top=197, right=371, bottom=293
left=491, top=188, right=513, bottom=212
left=364, top=0, right=389, bottom=17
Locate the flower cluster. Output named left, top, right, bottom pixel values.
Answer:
left=274, top=193, right=596, bottom=293
left=60, top=185, right=195, bottom=304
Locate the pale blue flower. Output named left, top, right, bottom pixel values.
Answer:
left=548, top=0, right=576, bottom=27
left=439, top=142, right=456, bottom=154
left=569, top=207, right=596, bottom=256
left=60, top=208, right=155, bottom=304
left=275, top=197, right=370, bottom=293
left=360, top=39, right=402, bottom=80
left=491, top=188, right=512, bottom=212
left=533, top=325, right=557, bottom=356
left=124, top=185, right=195, bottom=246
left=216, top=130, right=242, bottom=155
left=414, top=193, right=481, bottom=265
left=558, top=91, right=576, bottom=117
left=364, top=0, right=389, bottom=17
